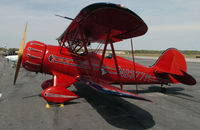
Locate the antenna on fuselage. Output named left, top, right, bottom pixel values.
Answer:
left=55, top=14, right=74, bottom=21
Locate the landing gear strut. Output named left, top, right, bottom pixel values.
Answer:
left=160, top=84, right=167, bottom=93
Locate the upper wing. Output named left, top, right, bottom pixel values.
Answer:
left=57, top=3, right=148, bottom=44
left=78, top=77, right=152, bottom=102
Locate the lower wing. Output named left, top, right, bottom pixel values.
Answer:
left=78, top=77, right=152, bottom=102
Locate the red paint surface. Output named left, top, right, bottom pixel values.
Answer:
left=21, top=41, right=196, bottom=103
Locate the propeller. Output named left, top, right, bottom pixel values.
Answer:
left=13, top=23, right=28, bottom=85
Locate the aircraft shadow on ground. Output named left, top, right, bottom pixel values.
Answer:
left=74, top=82, right=155, bottom=130
left=129, top=85, right=193, bottom=98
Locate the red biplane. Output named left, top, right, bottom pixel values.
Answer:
left=14, top=3, right=196, bottom=108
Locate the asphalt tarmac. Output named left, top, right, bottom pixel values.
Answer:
left=0, top=57, right=199, bottom=130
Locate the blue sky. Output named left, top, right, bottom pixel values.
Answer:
left=1, top=0, right=200, bottom=50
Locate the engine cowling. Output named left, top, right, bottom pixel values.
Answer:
left=22, top=41, right=46, bottom=72
left=42, top=87, right=78, bottom=103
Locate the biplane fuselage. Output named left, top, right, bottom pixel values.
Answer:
left=22, top=41, right=164, bottom=85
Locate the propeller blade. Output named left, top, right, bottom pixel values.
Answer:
left=13, top=23, right=28, bottom=85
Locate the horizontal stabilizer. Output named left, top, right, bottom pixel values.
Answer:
left=170, top=70, right=196, bottom=85
left=78, top=78, right=152, bottom=102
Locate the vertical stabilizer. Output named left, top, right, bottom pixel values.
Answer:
left=152, top=48, right=196, bottom=85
